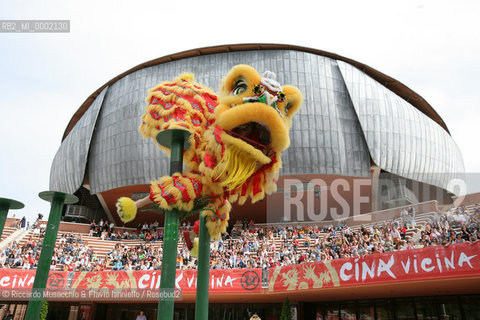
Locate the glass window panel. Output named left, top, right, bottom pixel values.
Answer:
left=316, top=309, right=327, bottom=320
left=375, top=299, right=395, bottom=320
left=461, top=295, right=480, bottom=320
left=325, top=305, right=340, bottom=320
left=415, top=296, right=440, bottom=320
left=340, top=304, right=357, bottom=320
left=432, top=296, right=462, bottom=320
left=357, top=301, right=375, bottom=320
left=68, top=305, right=80, bottom=320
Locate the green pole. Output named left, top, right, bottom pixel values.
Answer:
left=156, top=130, right=188, bottom=320
left=0, top=205, right=7, bottom=239
left=25, top=191, right=77, bottom=320
left=0, top=198, right=24, bottom=238
left=194, top=213, right=210, bottom=319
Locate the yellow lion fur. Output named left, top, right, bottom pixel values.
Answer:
left=190, top=237, right=199, bottom=257
left=117, top=65, right=302, bottom=240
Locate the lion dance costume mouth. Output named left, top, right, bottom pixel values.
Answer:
left=116, top=65, right=302, bottom=253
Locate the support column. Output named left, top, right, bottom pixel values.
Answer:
left=0, top=197, right=24, bottom=238
left=25, top=191, right=77, bottom=320
left=194, top=213, right=210, bottom=319
left=156, top=129, right=189, bottom=320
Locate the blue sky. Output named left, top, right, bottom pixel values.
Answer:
left=1, top=0, right=479, bottom=222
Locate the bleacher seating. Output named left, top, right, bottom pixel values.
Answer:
left=0, top=227, right=19, bottom=242
left=1, top=203, right=478, bottom=272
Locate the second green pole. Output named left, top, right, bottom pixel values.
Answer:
left=156, top=130, right=187, bottom=320
left=194, top=213, right=211, bottom=319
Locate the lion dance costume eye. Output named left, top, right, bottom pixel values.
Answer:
left=253, top=84, right=264, bottom=95
left=116, top=65, right=303, bottom=255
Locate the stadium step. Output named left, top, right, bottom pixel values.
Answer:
left=0, top=228, right=29, bottom=251
left=0, top=226, right=18, bottom=242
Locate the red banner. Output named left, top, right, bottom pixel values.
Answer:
left=0, top=268, right=262, bottom=301
left=268, top=242, right=480, bottom=292
left=70, top=268, right=261, bottom=293
left=1, top=243, right=479, bottom=300
left=0, top=269, right=66, bottom=290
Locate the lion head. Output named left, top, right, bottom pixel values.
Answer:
left=211, top=65, right=302, bottom=191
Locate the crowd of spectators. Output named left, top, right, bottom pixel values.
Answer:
left=414, top=205, right=480, bottom=248
left=10, top=216, right=46, bottom=236
left=89, top=219, right=166, bottom=242
left=0, top=237, right=40, bottom=269
left=108, top=242, right=163, bottom=271
left=1, top=205, right=479, bottom=271
left=0, top=216, right=50, bottom=269
left=194, top=206, right=479, bottom=270
left=0, top=232, right=98, bottom=271
left=50, top=233, right=108, bottom=272
left=204, top=218, right=407, bottom=270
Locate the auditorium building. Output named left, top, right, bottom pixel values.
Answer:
left=0, top=44, right=478, bottom=319
left=49, top=44, right=465, bottom=226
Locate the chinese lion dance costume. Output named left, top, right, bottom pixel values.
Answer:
left=116, top=65, right=302, bottom=253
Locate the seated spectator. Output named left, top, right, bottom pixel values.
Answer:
left=113, top=259, right=123, bottom=271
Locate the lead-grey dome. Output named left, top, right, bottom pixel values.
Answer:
left=50, top=44, right=464, bottom=196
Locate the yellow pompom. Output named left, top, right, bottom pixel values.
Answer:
left=190, top=237, right=199, bottom=257
left=116, top=197, right=137, bottom=223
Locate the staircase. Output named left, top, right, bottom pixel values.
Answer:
left=0, top=228, right=30, bottom=251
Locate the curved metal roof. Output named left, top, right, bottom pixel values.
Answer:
left=51, top=47, right=464, bottom=197
left=62, top=43, right=449, bottom=140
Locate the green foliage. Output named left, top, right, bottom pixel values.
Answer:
left=280, top=298, right=291, bottom=320
left=40, top=300, right=48, bottom=320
